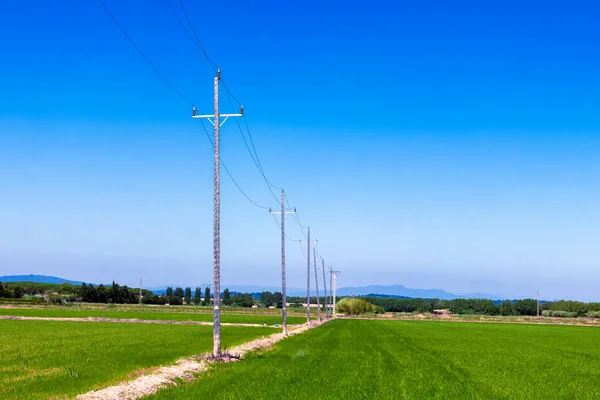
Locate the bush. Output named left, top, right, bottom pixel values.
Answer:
left=336, top=298, right=376, bottom=315
left=586, top=311, right=600, bottom=318
left=542, top=310, right=577, bottom=318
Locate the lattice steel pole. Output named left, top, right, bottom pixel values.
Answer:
left=192, top=69, right=243, bottom=357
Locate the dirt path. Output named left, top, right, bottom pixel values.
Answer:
left=76, top=319, right=328, bottom=400
left=0, top=315, right=288, bottom=328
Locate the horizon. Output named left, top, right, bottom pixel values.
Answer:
left=1, top=1, right=600, bottom=302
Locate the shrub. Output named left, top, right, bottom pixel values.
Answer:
left=336, top=298, right=376, bottom=315
left=542, top=310, right=577, bottom=318
left=586, top=311, right=600, bottom=318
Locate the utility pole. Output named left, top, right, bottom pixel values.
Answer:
left=139, top=277, right=142, bottom=306
left=313, top=247, right=321, bottom=321
left=192, top=69, right=243, bottom=357
left=321, top=258, right=328, bottom=319
left=329, top=266, right=333, bottom=318
left=269, top=190, right=296, bottom=336
left=332, top=269, right=341, bottom=316
left=537, top=290, right=540, bottom=317
left=299, top=232, right=313, bottom=323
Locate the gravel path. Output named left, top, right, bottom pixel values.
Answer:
left=76, top=319, right=329, bottom=400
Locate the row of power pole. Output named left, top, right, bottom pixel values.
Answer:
left=193, top=69, right=340, bottom=357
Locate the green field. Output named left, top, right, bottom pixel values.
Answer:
left=0, top=320, right=272, bottom=400
left=148, top=319, right=600, bottom=399
left=0, top=307, right=308, bottom=325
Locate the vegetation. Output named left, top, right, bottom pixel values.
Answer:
left=336, top=297, right=380, bottom=315
left=361, top=296, right=600, bottom=316
left=0, top=307, right=308, bottom=325
left=147, top=319, right=600, bottom=399
left=0, top=320, right=272, bottom=400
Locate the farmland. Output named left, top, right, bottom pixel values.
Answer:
left=147, top=319, right=600, bottom=399
left=0, top=306, right=308, bottom=325
left=0, top=320, right=273, bottom=400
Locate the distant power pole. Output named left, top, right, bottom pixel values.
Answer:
left=321, top=258, right=328, bottom=319
left=192, top=69, right=243, bottom=357
left=269, top=190, right=296, bottom=336
left=332, top=270, right=341, bottom=316
left=537, top=290, right=540, bottom=317
left=299, top=228, right=312, bottom=323
left=139, top=277, right=142, bottom=306
left=313, top=247, right=321, bottom=321
left=329, top=266, right=333, bottom=318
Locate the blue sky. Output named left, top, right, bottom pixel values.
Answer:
left=1, top=1, right=599, bottom=300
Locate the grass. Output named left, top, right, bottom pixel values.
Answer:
left=147, top=319, right=600, bottom=399
left=0, top=320, right=273, bottom=400
left=0, top=307, right=308, bottom=325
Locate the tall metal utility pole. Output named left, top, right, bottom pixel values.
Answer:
left=332, top=269, right=341, bottom=316
left=321, top=258, right=328, bottom=319
left=313, top=247, right=321, bottom=321
left=537, top=290, right=540, bottom=317
left=329, top=266, right=333, bottom=318
left=139, top=277, right=142, bottom=306
left=269, top=190, right=296, bottom=336
left=299, top=232, right=314, bottom=323
left=192, top=69, right=243, bottom=357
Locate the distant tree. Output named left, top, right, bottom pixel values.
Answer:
left=223, top=288, right=231, bottom=306
left=174, top=287, right=184, bottom=298
left=166, top=287, right=173, bottom=297
left=500, top=300, right=515, bottom=316
left=514, top=299, right=537, bottom=316
left=184, top=287, right=192, bottom=305
left=13, top=286, right=23, bottom=299
left=231, top=293, right=254, bottom=308
left=194, top=287, right=201, bottom=305
left=260, top=291, right=274, bottom=307
left=273, top=292, right=283, bottom=308
left=203, top=287, right=211, bottom=306
left=97, top=284, right=107, bottom=303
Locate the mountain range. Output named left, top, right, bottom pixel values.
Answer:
left=0, top=275, right=501, bottom=300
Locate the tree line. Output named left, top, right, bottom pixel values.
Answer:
left=361, top=296, right=600, bottom=317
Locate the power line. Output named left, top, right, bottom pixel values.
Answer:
left=97, top=0, right=194, bottom=107
left=199, top=120, right=270, bottom=210
left=271, top=215, right=300, bottom=242
left=162, top=0, right=287, bottom=208
left=175, top=0, right=219, bottom=72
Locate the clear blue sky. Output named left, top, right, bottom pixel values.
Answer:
left=1, top=1, right=599, bottom=300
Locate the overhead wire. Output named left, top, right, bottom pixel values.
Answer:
left=164, top=0, right=289, bottom=209
left=97, top=0, right=194, bottom=107
left=199, top=121, right=271, bottom=210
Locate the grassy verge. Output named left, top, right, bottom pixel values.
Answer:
left=0, top=307, right=308, bottom=325
left=147, top=319, right=600, bottom=399
left=0, top=320, right=272, bottom=400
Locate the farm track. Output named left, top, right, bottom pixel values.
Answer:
left=0, top=315, right=292, bottom=328
left=76, top=319, right=329, bottom=400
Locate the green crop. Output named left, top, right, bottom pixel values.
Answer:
left=148, top=319, right=600, bottom=399
left=0, top=320, right=272, bottom=400
left=0, top=307, right=307, bottom=325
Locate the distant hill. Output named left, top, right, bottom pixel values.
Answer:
left=335, top=285, right=500, bottom=300
left=0, top=276, right=501, bottom=299
left=0, top=275, right=84, bottom=286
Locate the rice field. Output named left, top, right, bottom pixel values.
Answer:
left=0, top=320, right=272, bottom=400
left=0, top=307, right=308, bottom=325
left=147, top=319, right=600, bottom=399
